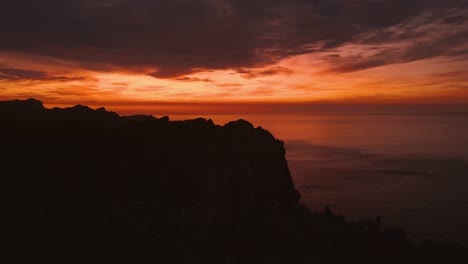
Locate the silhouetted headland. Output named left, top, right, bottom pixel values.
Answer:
left=2, top=99, right=467, bottom=263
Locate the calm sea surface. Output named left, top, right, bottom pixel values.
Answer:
left=172, top=113, right=468, bottom=245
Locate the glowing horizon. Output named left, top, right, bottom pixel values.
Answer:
left=1, top=1, right=467, bottom=114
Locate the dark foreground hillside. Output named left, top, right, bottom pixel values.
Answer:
left=1, top=99, right=467, bottom=263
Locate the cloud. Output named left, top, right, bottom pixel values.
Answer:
left=0, top=68, right=90, bottom=82
left=0, top=0, right=467, bottom=76
left=173, top=76, right=213, bottom=82
left=321, top=7, right=468, bottom=73
left=237, top=66, right=293, bottom=79
left=0, top=68, right=49, bottom=81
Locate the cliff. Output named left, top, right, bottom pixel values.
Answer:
left=1, top=99, right=467, bottom=264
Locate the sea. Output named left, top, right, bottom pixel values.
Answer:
left=172, top=113, right=468, bottom=245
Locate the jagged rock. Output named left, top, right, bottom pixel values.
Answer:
left=1, top=99, right=467, bottom=264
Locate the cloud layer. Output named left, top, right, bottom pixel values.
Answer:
left=1, top=0, right=468, bottom=108
left=1, top=0, right=467, bottom=77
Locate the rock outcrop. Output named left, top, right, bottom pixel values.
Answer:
left=1, top=99, right=467, bottom=264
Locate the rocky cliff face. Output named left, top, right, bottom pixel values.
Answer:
left=1, top=99, right=300, bottom=211
left=2, top=99, right=467, bottom=264
left=1, top=99, right=302, bottom=262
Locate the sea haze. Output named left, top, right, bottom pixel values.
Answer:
left=172, top=113, right=468, bottom=245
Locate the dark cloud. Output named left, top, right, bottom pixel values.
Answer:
left=0, top=0, right=467, bottom=76
left=237, top=66, right=293, bottom=78
left=258, top=67, right=293, bottom=76
left=0, top=68, right=49, bottom=81
left=174, top=76, right=213, bottom=82
left=328, top=59, right=390, bottom=73
left=0, top=68, right=91, bottom=82
left=324, top=5, right=468, bottom=73
left=442, top=14, right=468, bottom=24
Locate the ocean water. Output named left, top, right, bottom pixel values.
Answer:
left=172, top=113, right=468, bottom=245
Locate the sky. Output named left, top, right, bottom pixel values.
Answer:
left=0, top=0, right=468, bottom=114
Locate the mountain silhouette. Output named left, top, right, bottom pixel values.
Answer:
left=1, top=99, right=467, bottom=264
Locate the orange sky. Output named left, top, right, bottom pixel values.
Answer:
left=1, top=49, right=467, bottom=115
left=1, top=1, right=467, bottom=115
